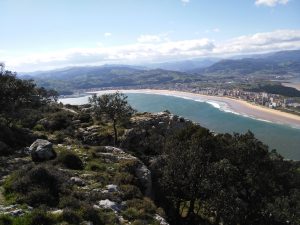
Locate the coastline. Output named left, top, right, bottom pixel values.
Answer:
left=282, top=82, right=300, bottom=91
left=88, top=89, right=300, bottom=129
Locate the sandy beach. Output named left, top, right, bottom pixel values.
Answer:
left=89, top=89, right=300, bottom=129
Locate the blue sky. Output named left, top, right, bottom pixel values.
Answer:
left=1, top=0, right=300, bottom=71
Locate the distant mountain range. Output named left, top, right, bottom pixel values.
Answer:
left=19, top=50, right=300, bottom=94
left=191, top=50, right=300, bottom=76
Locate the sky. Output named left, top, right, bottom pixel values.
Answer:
left=0, top=0, right=300, bottom=72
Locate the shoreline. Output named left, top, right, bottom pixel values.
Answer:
left=88, top=89, right=300, bottom=129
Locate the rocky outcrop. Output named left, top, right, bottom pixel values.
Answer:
left=120, top=112, right=193, bottom=155
left=29, top=139, right=57, bottom=162
left=96, top=146, right=153, bottom=197
left=76, top=125, right=113, bottom=146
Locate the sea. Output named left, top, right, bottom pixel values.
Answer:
left=60, top=93, right=300, bottom=160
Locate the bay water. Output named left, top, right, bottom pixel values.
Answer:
left=60, top=93, right=300, bottom=160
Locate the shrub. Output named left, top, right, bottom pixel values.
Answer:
left=33, top=124, right=45, bottom=131
left=114, top=172, right=136, bottom=185
left=47, top=111, right=73, bottom=131
left=59, top=195, right=82, bottom=209
left=119, top=185, right=143, bottom=200
left=77, top=112, right=91, bottom=123
left=61, top=209, right=81, bottom=225
left=119, top=160, right=139, bottom=174
left=56, top=151, right=84, bottom=170
left=4, top=165, right=69, bottom=207
left=0, top=215, right=12, bottom=225
left=24, top=188, right=58, bottom=207
left=85, top=161, right=106, bottom=171
left=127, top=198, right=157, bottom=216
left=121, top=207, right=140, bottom=220
left=81, top=206, right=105, bottom=225
left=30, top=210, right=55, bottom=225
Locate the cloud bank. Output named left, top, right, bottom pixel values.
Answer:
left=3, top=29, right=300, bottom=72
left=255, top=0, right=289, bottom=7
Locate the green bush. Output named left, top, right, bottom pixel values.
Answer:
left=33, top=124, right=45, bottom=131
left=61, top=209, right=81, bottom=225
left=85, top=161, right=106, bottom=171
left=56, top=151, right=84, bottom=170
left=30, top=210, right=55, bottom=225
left=47, top=111, right=73, bottom=131
left=0, top=215, right=12, bottom=225
left=114, top=172, right=136, bottom=185
left=119, top=185, right=143, bottom=200
left=119, top=160, right=139, bottom=174
left=121, top=207, right=140, bottom=220
left=81, top=206, right=105, bottom=225
left=126, top=198, right=157, bottom=214
left=59, top=195, right=82, bottom=209
left=4, top=165, right=69, bottom=207
left=77, top=112, right=91, bottom=123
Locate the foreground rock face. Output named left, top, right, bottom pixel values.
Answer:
left=29, top=139, right=57, bottom=162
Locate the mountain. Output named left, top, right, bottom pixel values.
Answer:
left=143, top=58, right=219, bottom=72
left=22, top=66, right=198, bottom=94
left=192, top=50, right=300, bottom=76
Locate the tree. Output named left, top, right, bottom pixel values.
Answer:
left=0, top=71, right=59, bottom=126
left=89, top=92, right=136, bottom=146
left=159, top=127, right=300, bottom=225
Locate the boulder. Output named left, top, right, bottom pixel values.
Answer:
left=70, top=177, right=85, bottom=186
left=155, top=214, right=170, bottom=225
left=98, top=199, right=121, bottom=212
left=29, top=139, right=57, bottom=162
left=135, top=164, right=152, bottom=197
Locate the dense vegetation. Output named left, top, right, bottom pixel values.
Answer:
left=247, top=84, right=300, bottom=97
left=157, top=126, right=300, bottom=225
left=0, top=71, right=299, bottom=225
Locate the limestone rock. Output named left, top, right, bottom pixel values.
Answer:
left=70, top=177, right=85, bottom=186
left=155, top=214, right=169, bottom=225
left=98, top=199, right=121, bottom=212
left=29, top=139, right=57, bottom=162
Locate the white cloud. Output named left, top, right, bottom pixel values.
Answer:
left=137, top=35, right=162, bottom=43
left=205, top=28, right=221, bottom=33
left=104, top=32, right=112, bottom=37
left=255, top=0, right=289, bottom=7
left=213, top=30, right=300, bottom=55
left=213, top=28, right=220, bottom=33
left=4, top=29, right=300, bottom=72
left=181, top=0, right=190, bottom=4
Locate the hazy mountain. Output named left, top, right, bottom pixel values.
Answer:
left=143, top=58, right=219, bottom=72
left=191, top=50, right=300, bottom=76
left=22, top=66, right=197, bottom=94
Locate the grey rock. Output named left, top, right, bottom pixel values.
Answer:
left=29, top=139, right=56, bottom=162
left=155, top=214, right=169, bottom=225
left=70, top=177, right=85, bottom=186
left=98, top=199, right=121, bottom=212
left=135, top=164, right=152, bottom=196
left=106, top=184, right=118, bottom=193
